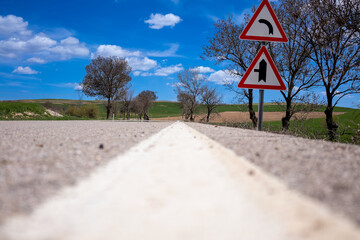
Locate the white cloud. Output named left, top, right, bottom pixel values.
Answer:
left=49, top=37, right=89, bottom=60
left=145, top=13, right=182, bottom=29
left=0, top=35, right=89, bottom=60
left=12, top=66, right=38, bottom=75
left=171, top=82, right=184, bottom=87
left=234, top=8, right=252, bottom=25
left=47, top=82, right=79, bottom=88
left=27, top=57, right=46, bottom=64
left=0, top=34, right=56, bottom=58
left=0, top=15, right=89, bottom=62
left=133, top=64, right=184, bottom=77
left=196, top=73, right=206, bottom=80
left=27, top=34, right=57, bottom=49
left=60, top=37, right=79, bottom=45
left=207, top=15, right=219, bottom=22
left=0, top=15, right=31, bottom=36
left=93, top=44, right=141, bottom=58
left=208, top=70, right=239, bottom=85
left=93, top=45, right=159, bottom=72
left=74, top=83, right=83, bottom=91
left=126, top=57, right=157, bottom=71
left=154, top=64, right=184, bottom=76
left=133, top=71, right=141, bottom=76
left=146, top=43, right=179, bottom=57
left=191, top=66, right=215, bottom=73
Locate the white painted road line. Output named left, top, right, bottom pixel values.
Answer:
left=1, top=122, right=359, bottom=240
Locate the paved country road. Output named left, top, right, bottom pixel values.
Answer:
left=0, top=121, right=360, bottom=239
left=0, top=121, right=172, bottom=224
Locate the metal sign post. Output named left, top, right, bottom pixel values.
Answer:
left=238, top=45, right=286, bottom=131
left=257, top=89, right=264, bottom=131
left=238, top=0, right=288, bottom=131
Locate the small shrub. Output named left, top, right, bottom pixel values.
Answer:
left=65, top=105, right=98, bottom=118
left=43, top=101, right=52, bottom=109
left=83, top=105, right=99, bottom=118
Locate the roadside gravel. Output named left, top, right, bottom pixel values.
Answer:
left=0, top=121, right=171, bottom=224
left=187, top=122, right=360, bottom=226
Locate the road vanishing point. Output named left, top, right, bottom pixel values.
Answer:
left=0, top=121, right=360, bottom=240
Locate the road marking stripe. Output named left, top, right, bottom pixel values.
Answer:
left=1, top=122, right=359, bottom=240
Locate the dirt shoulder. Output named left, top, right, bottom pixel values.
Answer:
left=154, top=111, right=345, bottom=123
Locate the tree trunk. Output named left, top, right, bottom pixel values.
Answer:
left=144, top=112, right=149, bottom=120
left=248, top=90, right=257, bottom=128
left=281, top=100, right=292, bottom=130
left=190, top=110, right=194, bottom=122
left=206, top=109, right=211, bottom=123
left=126, top=112, right=130, bottom=120
left=325, top=106, right=338, bottom=141
left=106, top=98, right=111, bottom=119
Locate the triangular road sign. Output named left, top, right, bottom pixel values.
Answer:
left=240, top=0, right=288, bottom=42
left=238, top=46, right=286, bottom=90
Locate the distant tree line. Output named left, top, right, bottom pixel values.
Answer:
left=175, top=69, right=222, bottom=122
left=81, top=56, right=223, bottom=122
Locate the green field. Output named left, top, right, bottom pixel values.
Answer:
left=0, top=102, right=46, bottom=117
left=148, top=102, right=182, bottom=118
left=1, top=99, right=359, bottom=144
left=0, top=100, right=100, bottom=120
left=261, top=108, right=360, bottom=144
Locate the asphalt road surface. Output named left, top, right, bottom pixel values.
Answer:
left=0, top=121, right=359, bottom=239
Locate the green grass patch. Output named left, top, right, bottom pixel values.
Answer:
left=0, top=101, right=103, bottom=120
left=148, top=102, right=182, bottom=118
left=65, top=105, right=99, bottom=118
left=261, top=108, right=360, bottom=144
left=0, top=102, right=47, bottom=119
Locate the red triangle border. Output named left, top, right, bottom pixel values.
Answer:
left=240, top=0, right=288, bottom=43
left=238, top=46, right=286, bottom=90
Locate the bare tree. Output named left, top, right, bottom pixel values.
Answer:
left=134, top=90, right=157, bottom=120
left=201, top=85, right=222, bottom=123
left=175, top=69, right=205, bottom=121
left=120, top=88, right=134, bottom=120
left=301, top=0, right=360, bottom=140
left=271, top=0, right=319, bottom=130
left=82, top=56, right=131, bottom=119
left=274, top=91, right=324, bottom=123
left=324, top=0, right=360, bottom=34
left=177, top=92, right=193, bottom=120
left=202, top=15, right=261, bottom=128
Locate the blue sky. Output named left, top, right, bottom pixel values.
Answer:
left=0, top=0, right=359, bottom=108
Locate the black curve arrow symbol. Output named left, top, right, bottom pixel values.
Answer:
left=259, top=19, right=273, bottom=35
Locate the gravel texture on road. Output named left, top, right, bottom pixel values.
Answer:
left=2, top=122, right=359, bottom=240
left=187, top=122, right=360, bottom=226
left=0, top=121, right=171, bottom=224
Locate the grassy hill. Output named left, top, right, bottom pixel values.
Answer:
left=1, top=99, right=357, bottom=119
left=0, top=100, right=100, bottom=120
left=1, top=99, right=359, bottom=144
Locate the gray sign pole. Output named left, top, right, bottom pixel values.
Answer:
left=257, top=89, right=264, bottom=131
left=257, top=41, right=266, bottom=131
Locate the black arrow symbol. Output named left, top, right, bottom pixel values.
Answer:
left=259, top=19, right=273, bottom=35
left=254, top=59, right=267, bottom=82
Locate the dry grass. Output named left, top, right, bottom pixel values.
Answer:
left=154, top=111, right=346, bottom=123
